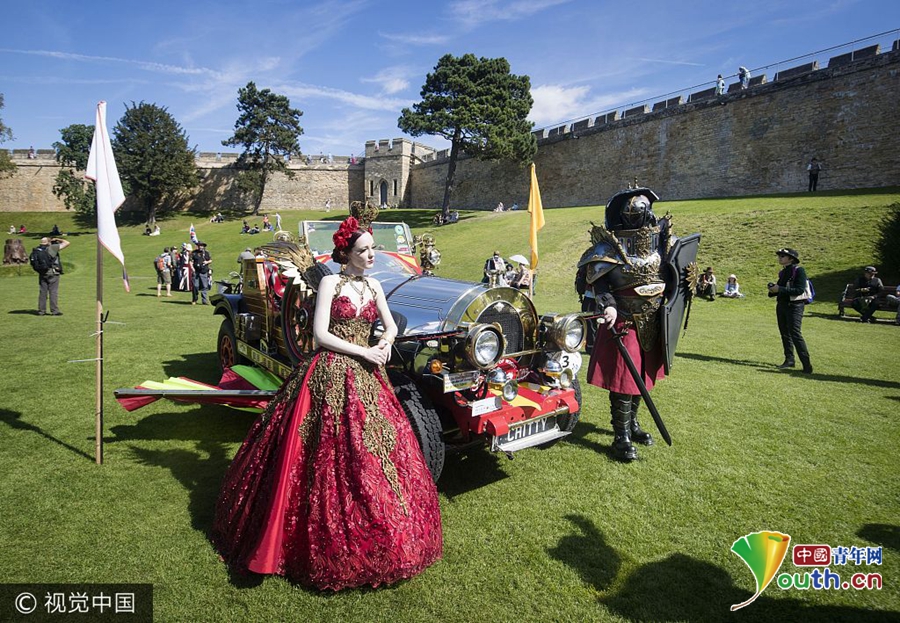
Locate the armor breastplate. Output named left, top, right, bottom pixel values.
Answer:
left=582, top=223, right=666, bottom=351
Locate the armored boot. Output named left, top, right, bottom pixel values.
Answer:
left=629, top=396, right=654, bottom=446
left=609, top=393, right=638, bottom=461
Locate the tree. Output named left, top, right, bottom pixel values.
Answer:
left=398, top=54, right=537, bottom=218
left=0, top=93, right=15, bottom=178
left=223, top=82, right=304, bottom=215
left=876, top=203, right=900, bottom=281
left=52, top=124, right=97, bottom=218
left=113, top=102, right=198, bottom=225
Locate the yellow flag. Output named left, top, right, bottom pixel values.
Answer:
left=527, top=163, right=545, bottom=270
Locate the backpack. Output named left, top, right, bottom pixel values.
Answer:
left=156, top=255, right=167, bottom=272
left=29, top=246, right=55, bottom=273
left=790, top=266, right=815, bottom=304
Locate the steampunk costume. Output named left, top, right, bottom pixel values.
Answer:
left=578, top=187, right=698, bottom=461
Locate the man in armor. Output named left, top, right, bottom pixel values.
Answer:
left=577, top=186, right=695, bottom=461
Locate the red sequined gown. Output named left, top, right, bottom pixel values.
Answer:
left=211, top=283, right=443, bottom=590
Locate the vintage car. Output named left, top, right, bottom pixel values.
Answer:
left=211, top=219, right=586, bottom=481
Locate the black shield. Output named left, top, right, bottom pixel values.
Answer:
left=662, top=232, right=701, bottom=373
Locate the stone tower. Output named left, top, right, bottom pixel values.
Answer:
left=363, top=138, right=435, bottom=208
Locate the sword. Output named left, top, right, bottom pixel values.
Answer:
left=608, top=325, right=673, bottom=446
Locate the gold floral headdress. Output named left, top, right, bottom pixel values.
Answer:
left=349, top=201, right=380, bottom=230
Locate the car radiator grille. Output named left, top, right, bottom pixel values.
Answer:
left=479, top=304, right=524, bottom=354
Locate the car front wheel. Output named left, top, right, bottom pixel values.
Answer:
left=389, top=371, right=445, bottom=483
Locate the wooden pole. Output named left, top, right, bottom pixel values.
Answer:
left=95, top=237, right=103, bottom=464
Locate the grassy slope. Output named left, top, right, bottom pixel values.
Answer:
left=0, top=189, right=898, bottom=622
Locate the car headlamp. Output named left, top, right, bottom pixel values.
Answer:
left=501, top=379, right=519, bottom=402
left=541, top=359, right=563, bottom=375
left=488, top=368, right=507, bottom=384
left=465, top=324, right=505, bottom=369
left=547, top=314, right=586, bottom=353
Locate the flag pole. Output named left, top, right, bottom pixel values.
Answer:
left=96, top=235, right=104, bottom=464
left=85, top=100, right=128, bottom=465
left=527, top=162, right=545, bottom=300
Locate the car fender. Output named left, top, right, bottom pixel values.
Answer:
left=211, top=293, right=242, bottom=321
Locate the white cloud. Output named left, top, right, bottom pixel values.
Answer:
left=360, top=66, right=413, bottom=95
left=275, top=82, right=409, bottom=113
left=0, top=48, right=217, bottom=76
left=378, top=32, right=451, bottom=46
left=0, top=75, right=147, bottom=86
left=629, top=57, right=705, bottom=67
left=449, top=0, right=572, bottom=27
left=529, top=84, right=591, bottom=125
left=529, top=83, right=651, bottom=127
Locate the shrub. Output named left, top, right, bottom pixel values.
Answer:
left=875, top=202, right=900, bottom=280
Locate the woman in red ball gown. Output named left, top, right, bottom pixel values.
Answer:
left=212, top=217, right=442, bottom=590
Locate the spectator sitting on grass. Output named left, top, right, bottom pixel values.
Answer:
left=722, top=274, right=744, bottom=298
left=697, top=267, right=717, bottom=300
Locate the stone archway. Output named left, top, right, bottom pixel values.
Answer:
left=379, top=180, right=388, bottom=207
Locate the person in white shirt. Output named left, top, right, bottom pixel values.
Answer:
left=722, top=274, right=744, bottom=298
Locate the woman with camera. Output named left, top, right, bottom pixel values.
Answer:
left=767, top=248, right=812, bottom=374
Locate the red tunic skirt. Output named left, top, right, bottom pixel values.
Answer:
left=586, top=318, right=665, bottom=394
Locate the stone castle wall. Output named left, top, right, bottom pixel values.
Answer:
left=0, top=154, right=366, bottom=213
left=408, top=46, right=900, bottom=209
left=2, top=43, right=897, bottom=214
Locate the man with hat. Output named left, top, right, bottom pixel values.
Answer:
left=191, top=241, right=213, bottom=305
left=34, top=236, right=70, bottom=316
left=697, top=266, right=717, bottom=301
left=767, top=248, right=813, bottom=373
left=852, top=266, right=883, bottom=323
left=483, top=250, right=507, bottom=287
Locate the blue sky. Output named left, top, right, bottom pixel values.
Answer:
left=2, top=1, right=898, bottom=157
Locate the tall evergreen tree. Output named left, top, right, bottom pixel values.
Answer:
left=398, top=54, right=536, bottom=218
left=113, top=102, right=198, bottom=225
left=223, top=82, right=304, bottom=215
left=52, top=124, right=97, bottom=218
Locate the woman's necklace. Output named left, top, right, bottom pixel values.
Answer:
left=344, top=273, right=366, bottom=304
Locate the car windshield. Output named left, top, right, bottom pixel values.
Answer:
left=322, top=252, right=418, bottom=276
left=303, top=221, right=414, bottom=256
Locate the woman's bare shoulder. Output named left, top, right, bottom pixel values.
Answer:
left=364, top=275, right=384, bottom=291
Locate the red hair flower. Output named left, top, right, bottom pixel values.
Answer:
left=332, top=216, right=359, bottom=251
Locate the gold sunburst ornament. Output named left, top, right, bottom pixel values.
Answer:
left=685, top=262, right=700, bottom=296
left=259, top=240, right=316, bottom=286
left=273, top=230, right=295, bottom=243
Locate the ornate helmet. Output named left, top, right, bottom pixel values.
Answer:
left=605, top=185, right=660, bottom=230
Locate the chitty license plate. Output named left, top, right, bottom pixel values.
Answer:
left=496, top=415, right=556, bottom=446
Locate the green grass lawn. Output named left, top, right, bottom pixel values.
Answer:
left=1, top=190, right=899, bottom=622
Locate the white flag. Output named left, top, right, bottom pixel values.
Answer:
left=85, top=101, right=128, bottom=284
